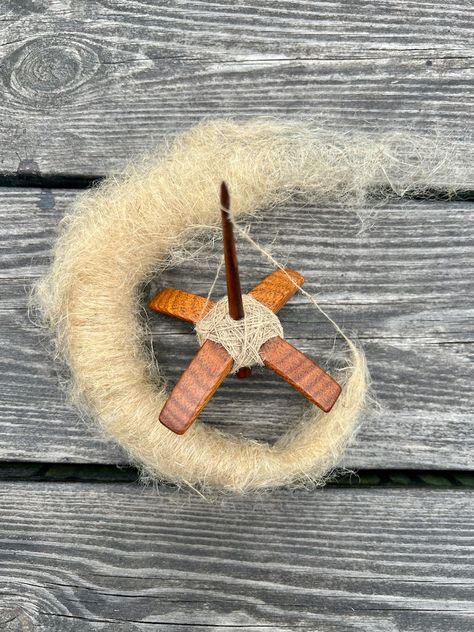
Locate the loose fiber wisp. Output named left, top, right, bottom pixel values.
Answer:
left=35, top=118, right=452, bottom=492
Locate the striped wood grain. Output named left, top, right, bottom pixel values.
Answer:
left=159, top=339, right=234, bottom=434
left=156, top=267, right=307, bottom=432
left=0, top=1, right=472, bottom=181
left=149, top=288, right=214, bottom=324
left=260, top=336, right=342, bottom=413
left=249, top=268, right=305, bottom=312
left=0, top=483, right=472, bottom=631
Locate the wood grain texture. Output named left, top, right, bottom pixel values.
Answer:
left=0, top=1, right=472, bottom=181
left=150, top=267, right=304, bottom=324
left=0, top=6, right=471, bottom=626
left=0, top=189, right=472, bottom=467
left=249, top=267, right=304, bottom=313
left=159, top=339, right=233, bottom=434
left=0, top=482, right=472, bottom=630
left=149, top=288, right=214, bottom=324
left=260, top=336, right=341, bottom=412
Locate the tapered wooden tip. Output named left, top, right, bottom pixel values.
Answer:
left=220, top=180, right=251, bottom=378
left=220, top=181, right=230, bottom=211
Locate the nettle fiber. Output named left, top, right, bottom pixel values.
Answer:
left=36, top=119, right=445, bottom=492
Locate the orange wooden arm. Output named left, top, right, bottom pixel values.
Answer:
left=149, top=267, right=304, bottom=325
left=249, top=268, right=304, bottom=313
left=149, top=288, right=214, bottom=324
left=159, top=340, right=233, bottom=434
left=259, top=336, right=341, bottom=413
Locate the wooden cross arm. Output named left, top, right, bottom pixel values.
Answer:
left=152, top=268, right=307, bottom=434
left=148, top=288, right=214, bottom=324
left=259, top=336, right=342, bottom=413
left=159, top=340, right=233, bottom=434
left=249, top=268, right=304, bottom=312
left=160, top=333, right=341, bottom=434
left=148, top=267, right=305, bottom=324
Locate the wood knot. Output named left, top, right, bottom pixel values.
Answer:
left=0, top=605, right=35, bottom=631
left=5, top=36, right=100, bottom=106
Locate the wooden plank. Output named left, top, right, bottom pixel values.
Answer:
left=0, top=189, right=472, bottom=467
left=0, top=482, right=472, bottom=630
left=0, top=2, right=472, bottom=180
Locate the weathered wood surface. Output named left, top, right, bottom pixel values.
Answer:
left=0, top=4, right=472, bottom=630
left=0, top=1, right=472, bottom=181
left=0, top=188, right=472, bottom=467
left=0, top=483, right=472, bottom=631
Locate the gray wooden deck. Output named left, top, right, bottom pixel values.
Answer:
left=0, top=2, right=473, bottom=630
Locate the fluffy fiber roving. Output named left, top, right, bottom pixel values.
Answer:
left=36, top=118, right=446, bottom=491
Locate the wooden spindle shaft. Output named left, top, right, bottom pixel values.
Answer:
left=220, top=181, right=245, bottom=320
left=220, top=181, right=251, bottom=379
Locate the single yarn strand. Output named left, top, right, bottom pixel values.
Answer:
left=231, top=217, right=353, bottom=349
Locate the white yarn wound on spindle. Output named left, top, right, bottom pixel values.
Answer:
left=195, top=295, right=284, bottom=372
